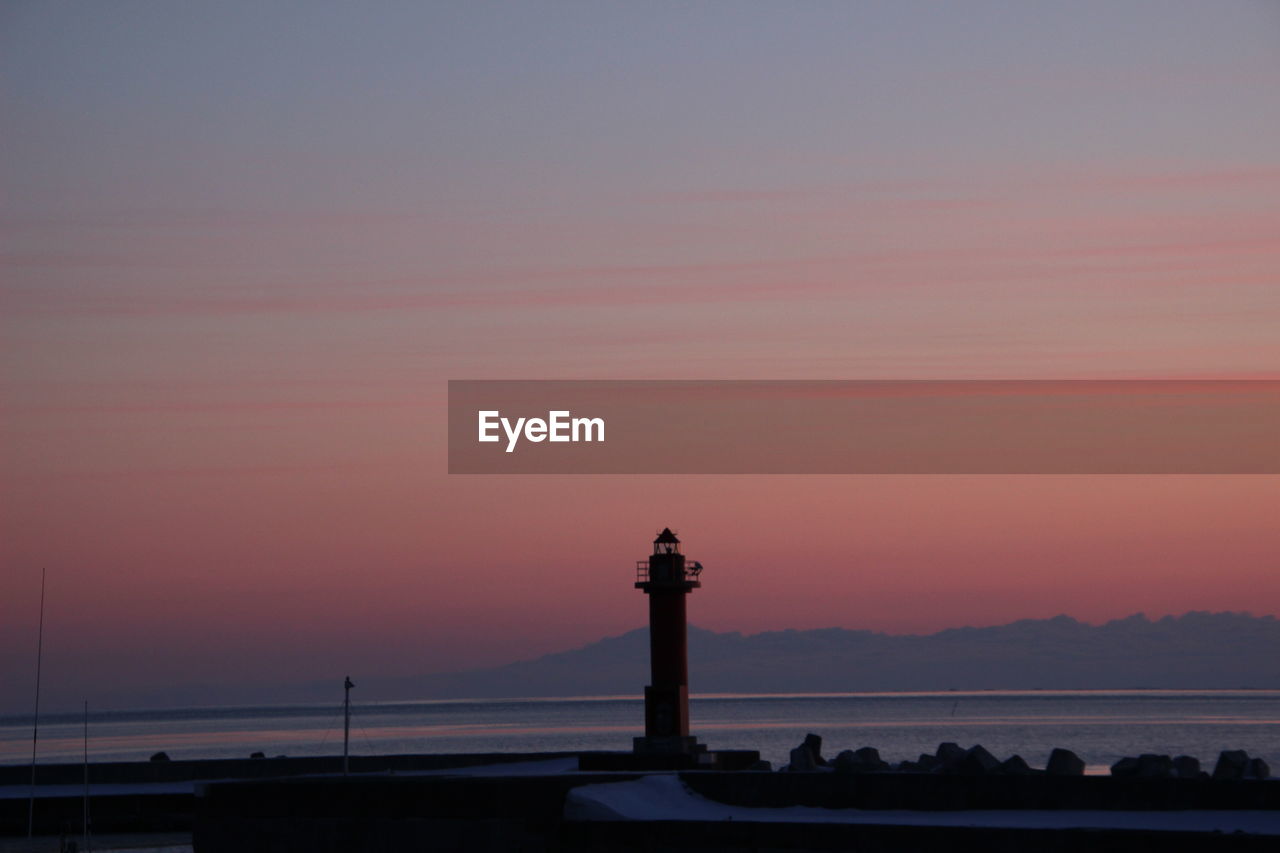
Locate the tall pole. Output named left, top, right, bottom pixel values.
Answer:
left=27, top=567, right=46, bottom=838
left=83, top=700, right=91, bottom=853
left=343, top=676, right=354, bottom=776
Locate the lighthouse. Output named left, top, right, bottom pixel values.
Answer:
left=634, top=527, right=704, bottom=755
left=579, top=529, right=758, bottom=770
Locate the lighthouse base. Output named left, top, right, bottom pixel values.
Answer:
left=578, top=745, right=763, bottom=771
left=632, top=735, right=704, bottom=756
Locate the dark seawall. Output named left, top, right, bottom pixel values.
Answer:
left=5, top=753, right=1279, bottom=850
left=1, top=752, right=577, bottom=836
left=197, top=771, right=1280, bottom=852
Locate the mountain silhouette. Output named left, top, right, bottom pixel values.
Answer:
left=372, top=611, right=1280, bottom=700
left=39, top=611, right=1275, bottom=712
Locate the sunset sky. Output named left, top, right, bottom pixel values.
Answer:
left=2, top=1, right=1278, bottom=712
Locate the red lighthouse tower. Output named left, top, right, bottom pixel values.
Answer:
left=634, top=527, right=703, bottom=755
left=579, top=529, right=758, bottom=770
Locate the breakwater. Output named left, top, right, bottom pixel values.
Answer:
left=4, top=750, right=1277, bottom=849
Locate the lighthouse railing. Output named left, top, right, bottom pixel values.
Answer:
left=636, top=561, right=702, bottom=583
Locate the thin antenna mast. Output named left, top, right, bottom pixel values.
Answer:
left=27, top=568, right=46, bottom=838
left=343, top=676, right=354, bottom=776
left=83, top=700, right=91, bottom=853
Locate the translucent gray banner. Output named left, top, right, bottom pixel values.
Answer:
left=448, top=380, right=1280, bottom=474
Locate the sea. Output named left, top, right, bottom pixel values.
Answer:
left=2, top=690, right=1277, bottom=774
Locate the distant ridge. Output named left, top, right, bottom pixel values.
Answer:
left=374, top=611, right=1280, bottom=700
left=29, top=612, right=1275, bottom=712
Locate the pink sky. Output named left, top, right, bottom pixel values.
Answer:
left=2, top=2, right=1278, bottom=711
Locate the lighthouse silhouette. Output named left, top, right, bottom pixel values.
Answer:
left=579, top=529, right=760, bottom=770
left=634, top=527, right=704, bottom=755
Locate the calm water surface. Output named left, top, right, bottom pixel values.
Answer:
left=3, top=691, right=1277, bottom=773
